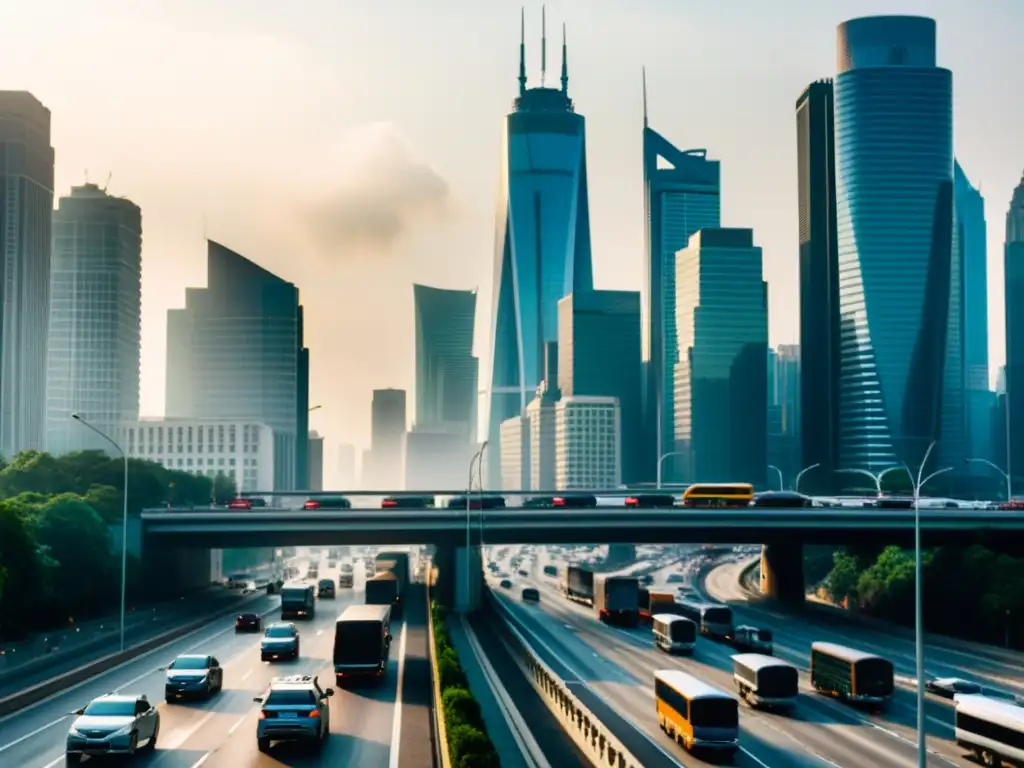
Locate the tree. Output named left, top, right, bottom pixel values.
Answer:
left=0, top=501, right=46, bottom=635
left=0, top=451, right=70, bottom=496
left=83, top=484, right=121, bottom=524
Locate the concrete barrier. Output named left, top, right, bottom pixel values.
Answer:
left=425, top=566, right=452, bottom=768
left=0, top=595, right=269, bottom=717
left=488, top=591, right=643, bottom=768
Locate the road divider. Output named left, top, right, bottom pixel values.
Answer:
left=425, top=575, right=451, bottom=768
left=0, top=593, right=267, bottom=717
left=488, top=590, right=643, bottom=768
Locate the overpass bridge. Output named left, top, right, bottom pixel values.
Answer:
left=140, top=505, right=1024, bottom=609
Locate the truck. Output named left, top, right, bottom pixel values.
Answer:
left=279, top=583, right=316, bottom=620
left=333, top=604, right=392, bottom=685
left=562, top=565, right=594, bottom=606
left=594, top=575, right=640, bottom=626
left=638, top=588, right=679, bottom=625
left=374, top=552, right=410, bottom=602
left=366, top=572, right=399, bottom=609
left=338, top=570, right=354, bottom=589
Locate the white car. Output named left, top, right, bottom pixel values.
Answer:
left=926, top=677, right=981, bottom=698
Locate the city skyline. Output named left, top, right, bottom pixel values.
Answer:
left=2, top=1, right=1022, bottom=484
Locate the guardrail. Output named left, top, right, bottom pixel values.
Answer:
left=425, top=566, right=452, bottom=768
left=487, top=590, right=643, bottom=768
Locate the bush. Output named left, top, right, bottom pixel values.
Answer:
left=431, top=602, right=499, bottom=766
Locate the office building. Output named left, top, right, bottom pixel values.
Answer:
left=642, top=74, right=721, bottom=483
left=768, top=345, right=801, bottom=486
left=414, top=284, right=478, bottom=435
left=499, top=414, right=530, bottom=491
left=363, top=388, right=406, bottom=488
left=46, top=184, right=142, bottom=456
left=307, top=431, right=324, bottom=491
left=1005, top=173, right=1024, bottom=480
left=674, top=229, right=767, bottom=487
left=116, top=419, right=275, bottom=494
left=557, top=290, right=641, bottom=482
left=486, top=13, right=593, bottom=486
left=165, top=240, right=309, bottom=490
left=0, top=92, right=54, bottom=457
left=834, top=16, right=962, bottom=472
left=338, top=442, right=356, bottom=489
left=405, top=427, right=475, bottom=491
left=796, top=79, right=839, bottom=493
left=554, top=396, right=621, bottom=490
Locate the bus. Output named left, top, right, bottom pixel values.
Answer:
left=654, top=669, right=739, bottom=755
left=682, top=484, right=754, bottom=508
left=954, top=693, right=1024, bottom=766
left=732, top=653, right=798, bottom=710
left=810, top=642, right=893, bottom=707
left=652, top=615, right=697, bottom=655
left=676, top=599, right=734, bottom=639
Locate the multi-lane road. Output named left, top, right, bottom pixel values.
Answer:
left=0, top=553, right=432, bottom=768
left=485, top=544, right=1016, bottom=767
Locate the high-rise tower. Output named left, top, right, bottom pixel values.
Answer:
left=641, top=70, right=721, bottom=484
left=834, top=16, right=961, bottom=473
left=1005, top=173, right=1024, bottom=481
left=486, top=10, right=593, bottom=485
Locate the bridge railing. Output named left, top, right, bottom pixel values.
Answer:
left=486, top=589, right=644, bottom=768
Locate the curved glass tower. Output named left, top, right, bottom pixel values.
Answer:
left=834, top=16, right=959, bottom=472
left=487, top=14, right=593, bottom=483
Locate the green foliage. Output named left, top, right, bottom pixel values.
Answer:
left=448, top=724, right=499, bottom=767
left=442, top=687, right=484, bottom=731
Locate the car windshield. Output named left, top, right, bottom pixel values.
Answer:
left=239, top=613, right=257, bottom=620
left=266, top=689, right=317, bottom=706
left=83, top=699, right=137, bottom=717
left=169, top=657, right=208, bottom=670
left=266, top=626, right=294, bottom=638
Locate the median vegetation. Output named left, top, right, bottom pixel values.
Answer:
left=430, top=601, right=500, bottom=767
left=0, top=449, right=270, bottom=640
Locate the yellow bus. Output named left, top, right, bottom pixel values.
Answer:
left=655, top=669, right=739, bottom=755
left=682, top=483, right=754, bottom=508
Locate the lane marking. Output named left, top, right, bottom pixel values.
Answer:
left=158, top=707, right=218, bottom=754
left=228, top=709, right=255, bottom=736
left=41, top=756, right=64, bottom=768
left=0, top=716, right=68, bottom=754
left=316, top=629, right=324, bottom=637
left=387, top=620, right=408, bottom=768
left=190, top=754, right=209, bottom=768
left=240, top=669, right=253, bottom=682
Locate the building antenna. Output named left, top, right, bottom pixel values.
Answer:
left=518, top=7, right=527, bottom=96
left=642, top=66, right=649, bottom=128
left=102, top=172, right=112, bottom=193
left=540, top=5, right=547, bottom=87
left=84, top=169, right=89, bottom=185
left=560, top=23, right=568, bottom=94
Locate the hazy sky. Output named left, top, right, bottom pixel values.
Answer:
left=4, top=0, right=1022, bottom=483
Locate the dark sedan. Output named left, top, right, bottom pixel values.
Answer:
left=235, top=612, right=262, bottom=633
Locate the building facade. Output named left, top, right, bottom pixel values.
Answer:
left=674, top=229, right=768, bottom=486
left=46, top=184, right=142, bottom=456
left=307, top=431, right=324, bottom=491
left=554, top=396, right=621, bottom=490
left=642, top=87, right=721, bottom=483
left=768, top=345, right=801, bottom=487
left=404, top=427, right=475, bottom=491
left=0, top=92, right=54, bottom=458
left=557, top=290, right=642, bottom=482
left=117, top=419, right=275, bottom=494
left=1005, top=173, right=1024, bottom=481
left=165, top=240, right=308, bottom=490
left=834, top=16, right=961, bottom=473
left=364, top=388, right=406, bottom=489
left=796, top=79, right=840, bottom=493
left=499, top=414, right=530, bottom=491
left=486, top=18, right=593, bottom=486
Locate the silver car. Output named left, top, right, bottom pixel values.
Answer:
left=163, top=653, right=224, bottom=700
left=66, top=693, right=159, bottom=763
left=254, top=674, right=333, bottom=752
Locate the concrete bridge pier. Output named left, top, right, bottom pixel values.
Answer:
left=759, top=542, right=805, bottom=605
left=432, top=544, right=484, bottom=613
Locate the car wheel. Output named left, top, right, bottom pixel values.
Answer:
left=257, top=737, right=271, bottom=753
left=146, top=725, right=159, bottom=752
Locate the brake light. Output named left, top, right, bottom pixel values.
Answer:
left=382, top=499, right=398, bottom=508
left=259, top=710, right=270, bottom=719
left=308, top=709, right=320, bottom=718
left=553, top=497, right=566, bottom=507
left=625, top=497, right=639, bottom=506
left=229, top=500, right=252, bottom=509
left=303, top=500, right=321, bottom=510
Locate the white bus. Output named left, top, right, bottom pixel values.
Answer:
left=652, top=614, right=697, bottom=655
left=954, top=693, right=1024, bottom=766
left=732, top=653, right=798, bottom=710
left=676, top=599, right=734, bottom=639
left=655, top=669, right=739, bottom=756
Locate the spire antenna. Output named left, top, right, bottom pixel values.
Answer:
left=518, top=7, right=527, bottom=96
left=541, top=6, right=547, bottom=87
left=642, top=66, right=649, bottom=128
left=560, top=22, right=568, bottom=94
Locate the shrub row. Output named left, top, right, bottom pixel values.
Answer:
left=431, top=601, right=500, bottom=768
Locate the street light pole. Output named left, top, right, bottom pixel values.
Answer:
left=465, top=441, right=487, bottom=611
left=836, top=467, right=883, bottom=496
left=965, top=457, right=1011, bottom=502
left=72, top=414, right=129, bottom=653
left=794, top=463, right=821, bottom=494
left=657, top=451, right=686, bottom=490
left=767, top=465, right=784, bottom=491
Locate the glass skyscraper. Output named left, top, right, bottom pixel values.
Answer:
left=835, top=16, right=962, bottom=472
left=486, top=15, right=592, bottom=485
left=1005, top=174, right=1024, bottom=480
left=642, top=80, right=720, bottom=483
left=166, top=240, right=309, bottom=490
left=46, top=184, right=142, bottom=455
left=0, top=92, right=54, bottom=458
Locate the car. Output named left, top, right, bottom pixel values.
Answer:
left=236, top=612, right=263, bottom=632
left=318, top=579, right=336, bottom=598
left=65, top=693, right=159, bottom=763
left=303, top=496, right=352, bottom=510
left=382, top=495, right=435, bottom=509
left=163, top=654, right=223, bottom=700
left=499, top=579, right=513, bottom=589
left=521, top=587, right=540, bottom=602
left=254, top=675, right=333, bottom=753
left=926, top=677, right=982, bottom=698
left=261, top=622, right=300, bottom=662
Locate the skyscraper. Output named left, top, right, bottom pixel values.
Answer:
left=46, top=184, right=142, bottom=455
left=0, top=92, right=54, bottom=458
left=834, top=16, right=961, bottom=472
left=641, top=71, right=721, bottom=484
left=307, top=431, right=324, bottom=491
left=955, top=161, right=993, bottom=466
left=486, top=10, right=593, bottom=485
left=413, top=284, right=478, bottom=434
left=796, top=79, right=839, bottom=493
left=557, top=290, right=642, bottom=482
left=364, top=388, right=406, bottom=488
left=1005, top=173, right=1024, bottom=480
left=165, top=240, right=309, bottom=490
left=674, top=229, right=767, bottom=486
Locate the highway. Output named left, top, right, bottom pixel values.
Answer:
left=0, top=551, right=426, bottom=768
left=487, top=545, right=978, bottom=767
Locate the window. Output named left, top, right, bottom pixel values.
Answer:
left=265, top=689, right=317, bottom=706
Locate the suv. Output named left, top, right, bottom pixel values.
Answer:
left=261, top=622, right=300, bottom=661
left=66, top=693, right=159, bottom=763
left=253, top=675, right=334, bottom=753
left=318, top=579, right=336, bottom=598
